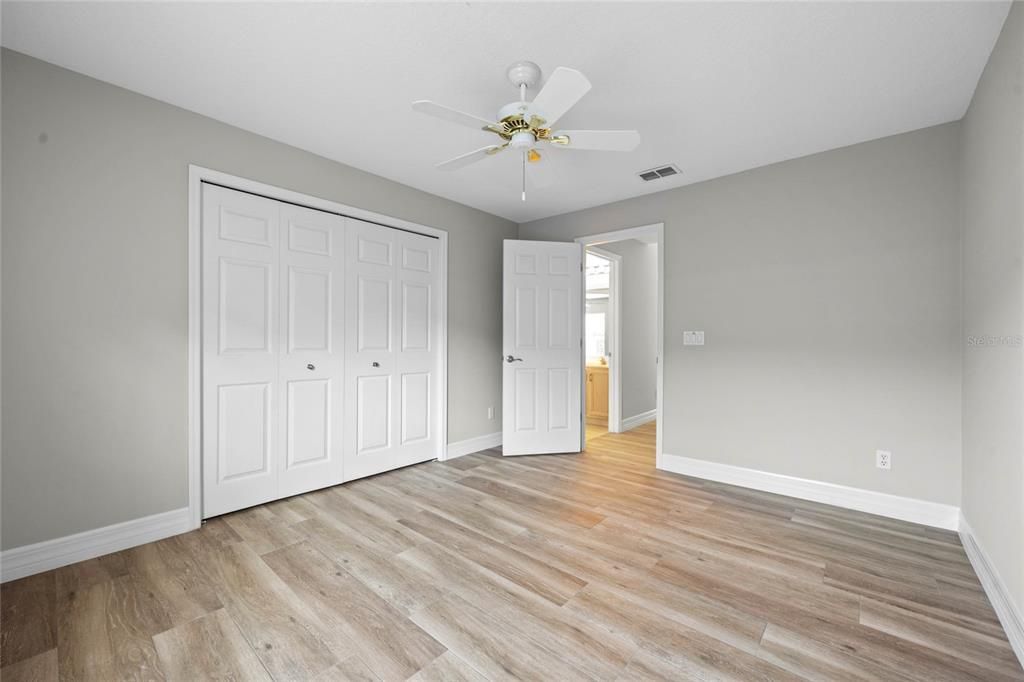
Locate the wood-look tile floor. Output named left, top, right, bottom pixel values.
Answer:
left=3, top=422, right=1022, bottom=681
left=585, top=421, right=609, bottom=442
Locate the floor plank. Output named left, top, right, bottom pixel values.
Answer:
left=297, top=515, right=444, bottom=617
left=859, top=598, right=1023, bottom=677
left=407, top=650, right=487, bottom=682
left=409, top=594, right=590, bottom=681
left=200, top=541, right=338, bottom=680
left=120, top=535, right=222, bottom=627
left=0, top=648, right=58, bottom=682
left=314, top=656, right=381, bottom=681
left=399, top=510, right=587, bottom=606
left=152, top=609, right=270, bottom=681
left=1, top=572, right=56, bottom=668
left=57, top=574, right=169, bottom=681
left=262, top=540, right=445, bottom=680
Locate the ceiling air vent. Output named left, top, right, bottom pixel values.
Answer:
left=638, top=164, right=681, bottom=182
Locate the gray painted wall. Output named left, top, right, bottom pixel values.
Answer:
left=521, top=122, right=963, bottom=506
left=960, top=1, right=1024, bottom=611
left=1, top=49, right=516, bottom=550
left=595, top=240, right=658, bottom=420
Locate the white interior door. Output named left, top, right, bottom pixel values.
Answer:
left=203, top=184, right=346, bottom=517
left=277, top=203, right=346, bottom=498
left=502, top=240, right=583, bottom=456
left=344, top=219, right=440, bottom=480
left=202, top=185, right=282, bottom=516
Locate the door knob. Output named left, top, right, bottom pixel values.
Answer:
left=372, top=361, right=380, bottom=368
left=306, top=364, right=315, bottom=370
left=505, top=355, right=523, bottom=363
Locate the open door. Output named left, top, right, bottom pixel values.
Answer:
left=502, top=240, right=583, bottom=456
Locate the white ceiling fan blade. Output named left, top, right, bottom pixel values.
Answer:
left=435, top=145, right=506, bottom=171
left=531, top=67, right=592, bottom=127
left=412, top=100, right=496, bottom=131
left=550, top=130, right=641, bottom=152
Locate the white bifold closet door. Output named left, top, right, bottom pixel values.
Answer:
left=344, top=219, right=440, bottom=480
left=202, top=184, right=439, bottom=518
left=202, top=184, right=346, bottom=517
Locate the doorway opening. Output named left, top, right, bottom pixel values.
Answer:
left=577, top=225, right=663, bottom=458
left=584, top=248, right=616, bottom=440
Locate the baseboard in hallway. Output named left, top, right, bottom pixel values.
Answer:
left=446, top=431, right=502, bottom=460
left=620, top=408, right=657, bottom=432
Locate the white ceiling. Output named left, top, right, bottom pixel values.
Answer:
left=1, top=2, right=1009, bottom=223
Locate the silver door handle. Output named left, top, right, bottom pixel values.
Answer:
left=306, top=364, right=315, bottom=370
left=372, top=361, right=380, bottom=368
left=505, top=355, right=523, bottom=363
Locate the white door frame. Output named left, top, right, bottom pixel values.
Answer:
left=584, top=246, right=622, bottom=433
left=575, top=224, right=664, bottom=463
left=187, top=165, right=449, bottom=529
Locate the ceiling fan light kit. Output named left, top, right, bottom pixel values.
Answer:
left=412, top=60, right=641, bottom=201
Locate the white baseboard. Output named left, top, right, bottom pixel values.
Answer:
left=659, top=453, right=960, bottom=530
left=620, top=409, right=657, bottom=432
left=1, top=507, right=193, bottom=583
left=446, top=431, right=502, bottom=460
left=959, top=513, right=1024, bottom=667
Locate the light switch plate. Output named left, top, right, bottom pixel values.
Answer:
left=683, top=331, right=705, bottom=346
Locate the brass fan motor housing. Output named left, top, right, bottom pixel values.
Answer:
left=487, top=114, right=553, bottom=143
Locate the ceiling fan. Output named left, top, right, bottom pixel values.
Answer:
left=412, top=61, right=641, bottom=201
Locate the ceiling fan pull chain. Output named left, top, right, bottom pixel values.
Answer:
left=522, top=149, right=527, bottom=202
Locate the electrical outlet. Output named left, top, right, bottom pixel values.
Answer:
left=487, top=406, right=494, bottom=420
left=876, top=450, right=891, bottom=470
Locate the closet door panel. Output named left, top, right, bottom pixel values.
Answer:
left=202, top=185, right=281, bottom=517
left=393, top=230, right=440, bottom=468
left=277, top=203, right=346, bottom=498
left=401, top=282, right=431, bottom=352
left=286, top=379, right=330, bottom=467
left=287, top=268, right=331, bottom=351
left=356, top=375, right=391, bottom=453
left=218, top=382, right=272, bottom=480
left=344, top=220, right=440, bottom=479
left=344, top=220, right=398, bottom=480
left=357, top=277, right=392, bottom=352
left=219, top=259, right=273, bottom=353
left=401, top=372, right=431, bottom=444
